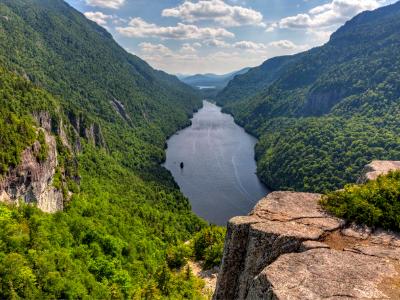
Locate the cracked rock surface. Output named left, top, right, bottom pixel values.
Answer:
left=214, top=191, right=400, bottom=300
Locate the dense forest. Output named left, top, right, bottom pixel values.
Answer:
left=217, top=1, right=400, bottom=193
left=0, top=0, right=227, bottom=298
left=322, top=171, right=400, bottom=231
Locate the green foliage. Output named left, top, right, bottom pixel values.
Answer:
left=254, top=115, right=400, bottom=193
left=0, top=0, right=208, bottom=298
left=0, top=140, right=208, bottom=298
left=203, top=242, right=225, bottom=270
left=0, top=0, right=201, bottom=143
left=321, top=171, right=400, bottom=230
left=218, top=2, right=400, bottom=193
left=166, top=225, right=227, bottom=271
left=36, top=130, right=48, bottom=163
left=217, top=56, right=295, bottom=106
left=166, top=243, right=192, bottom=269
left=0, top=110, right=36, bottom=175
left=193, top=226, right=226, bottom=269
left=0, top=65, right=55, bottom=175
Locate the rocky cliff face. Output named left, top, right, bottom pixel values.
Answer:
left=214, top=161, right=400, bottom=299
left=0, top=113, right=64, bottom=213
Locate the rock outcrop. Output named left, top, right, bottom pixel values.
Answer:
left=358, top=160, right=400, bottom=183
left=0, top=114, right=64, bottom=213
left=214, top=161, right=400, bottom=299
left=68, top=111, right=106, bottom=150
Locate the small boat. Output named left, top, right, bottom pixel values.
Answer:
left=180, top=162, right=184, bottom=169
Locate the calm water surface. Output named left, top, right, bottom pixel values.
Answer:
left=164, top=101, right=269, bottom=225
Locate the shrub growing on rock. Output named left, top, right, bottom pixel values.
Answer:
left=321, top=171, right=400, bottom=230
left=193, top=226, right=226, bottom=268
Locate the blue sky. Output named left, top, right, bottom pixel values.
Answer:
left=65, top=0, right=395, bottom=74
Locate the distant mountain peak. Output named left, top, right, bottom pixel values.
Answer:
left=180, top=68, right=250, bottom=90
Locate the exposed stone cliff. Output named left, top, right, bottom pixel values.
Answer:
left=0, top=113, right=64, bottom=213
left=214, top=161, right=400, bottom=299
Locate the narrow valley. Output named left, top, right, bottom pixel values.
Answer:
left=165, top=101, right=268, bottom=225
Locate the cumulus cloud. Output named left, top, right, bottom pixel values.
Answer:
left=204, top=39, right=266, bottom=50
left=85, top=0, right=125, bottom=9
left=278, top=0, right=383, bottom=29
left=268, top=40, right=299, bottom=50
left=204, top=39, right=307, bottom=52
left=162, top=0, right=264, bottom=27
left=138, top=40, right=310, bottom=75
left=139, top=42, right=173, bottom=57
left=233, top=41, right=267, bottom=50
left=265, top=23, right=277, bottom=32
left=138, top=42, right=199, bottom=66
left=204, top=39, right=231, bottom=48
left=116, top=17, right=235, bottom=40
left=306, top=29, right=333, bottom=44
left=84, top=11, right=112, bottom=26
left=180, top=43, right=197, bottom=54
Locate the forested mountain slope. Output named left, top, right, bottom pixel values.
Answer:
left=216, top=55, right=296, bottom=106
left=0, top=0, right=209, bottom=298
left=218, top=1, right=400, bottom=192
left=0, top=0, right=200, bottom=142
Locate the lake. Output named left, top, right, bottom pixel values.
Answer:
left=164, top=101, right=269, bottom=225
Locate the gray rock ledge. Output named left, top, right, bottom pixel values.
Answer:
left=214, top=191, right=400, bottom=299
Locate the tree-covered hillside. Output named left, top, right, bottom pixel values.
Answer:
left=321, top=170, right=400, bottom=231
left=0, top=0, right=215, bottom=298
left=218, top=1, right=400, bottom=193
left=216, top=55, right=296, bottom=106
left=0, top=0, right=201, bottom=143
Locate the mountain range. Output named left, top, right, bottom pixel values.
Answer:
left=179, top=68, right=250, bottom=90
left=217, top=1, right=400, bottom=192
left=1, top=0, right=400, bottom=298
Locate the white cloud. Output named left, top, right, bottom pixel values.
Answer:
left=138, top=42, right=199, bottom=67
left=204, top=39, right=231, bottom=48
left=85, top=0, right=125, bottom=9
left=278, top=0, right=383, bottom=29
left=180, top=43, right=197, bottom=54
left=162, top=0, right=264, bottom=27
left=138, top=40, right=310, bottom=75
left=204, top=39, right=307, bottom=52
left=306, top=29, right=333, bottom=44
left=265, top=23, right=277, bottom=32
left=116, top=17, right=235, bottom=40
left=204, top=39, right=267, bottom=50
left=268, top=40, right=299, bottom=50
left=84, top=11, right=112, bottom=26
left=139, top=42, right=173, bottom=57
left=234, top=41, right=267, bottom=50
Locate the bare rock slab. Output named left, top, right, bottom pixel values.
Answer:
left=248, top=249, right=400, bottom=300
left=214, top=190, right=400, bottom=300
left=214, top=192, right=343, bottom=299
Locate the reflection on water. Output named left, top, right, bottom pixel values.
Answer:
left=164, top=101, right=269, bottom=225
